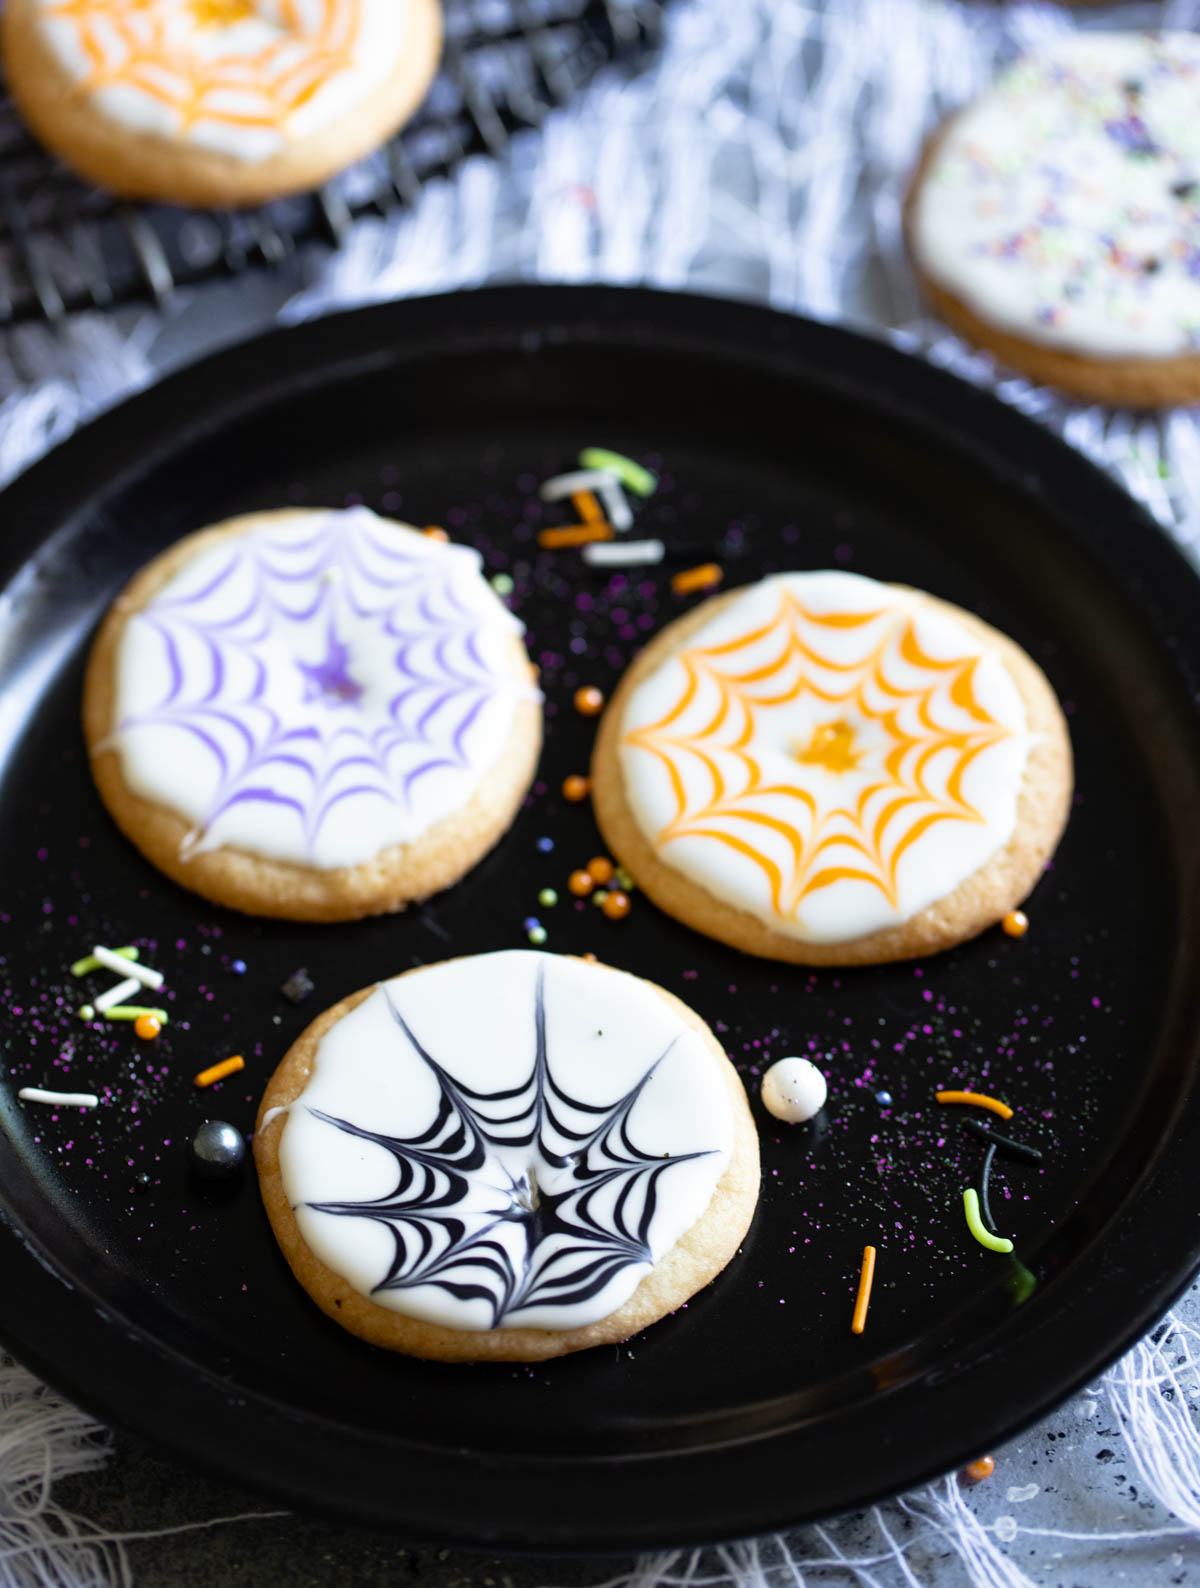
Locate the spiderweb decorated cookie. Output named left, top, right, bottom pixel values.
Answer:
left=591, top=571, right=1072, bottom=966
left=83, top=507, right=540, bottom=921
left=1, top=0, right=442, bottom=206
left=906, top=32, right=1200, bottom=406
left=253, top=951, right=760, bottom=1361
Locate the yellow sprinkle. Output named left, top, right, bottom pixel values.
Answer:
left=194, top=1055, right=245, bottom=1089
left=963, top=1188, right=1013, bottom=1254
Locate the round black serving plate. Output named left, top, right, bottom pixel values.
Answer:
left=1, top=286, right=1199, bottom=1551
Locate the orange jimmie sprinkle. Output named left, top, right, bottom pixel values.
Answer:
left=935, top=1090, right=1014, bottom=1121
left=671, top=563, right=723, bottom=595
left=539, top=524, right=613, bottom=550
left=574, top=686, right=605, bottom=717
left=850, top=1244, right=876, bottom=1335
left=195, top=1055, right=245, bottom=1089
left=571, top=490, right=605, bottom=525
left=562, top=774, right=590, bottom=802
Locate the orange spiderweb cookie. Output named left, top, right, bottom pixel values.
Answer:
left=2, top=0, right=442, bottom=205
left=591, top=571, right=1072, bottom=966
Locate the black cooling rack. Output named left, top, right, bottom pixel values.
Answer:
left=0, top=0, right=664, bottom=325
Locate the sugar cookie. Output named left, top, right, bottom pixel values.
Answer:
left=1, top=0, right=442, bottom=207
left=906, top=32, right=1200, bottom=406
left=253, top=951, right=760, bottom=1361
left=83, top=507, right=540, bottom=921
left=591, top=571, right=1072, bottom=965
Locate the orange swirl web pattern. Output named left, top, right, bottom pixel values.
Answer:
left=624, top=587, right=1019, bottom=924
left=44, top=0, right=364, bottom=136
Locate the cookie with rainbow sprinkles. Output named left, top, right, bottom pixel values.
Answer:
left=591, top=571, right=1072, bottom=966
left=254, top=950, right=760, bottom=1361
left=1, top=0, right=442, bottom=207
left=83, top=507, right=541, bottom=921
left=906, top=32, right=1200, bottom=407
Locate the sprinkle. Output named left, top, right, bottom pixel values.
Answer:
left=602, top=890, right=631, bottom=920
left=960, top=1117, right=1044, bottom=1163
left=134, top=1012, right=162, bottom=1041
left=195, top=1055, right=245, bottom=1089
left=281, top=968, right=314, bottom=1004
left=94, top=976, right=143, bottom=1013
left=569, top=869, right=595, bottom=897
left=523, top=916, right=540, bottom=932
left=103, top=1005, right=168, bottom=1024
left=672, top=563, right=723, bottom=596
left=527, top=925, right=548, bottom=946
left=491, top=573, right=515, bottom=596
left=587, top=857, right=614, bottom=884
left=614, top=865, right=634, bottom=891
left=582, top=540, right=665, bottom=568
left=1002, top=909, right=1029, bottom=938
left=582, top=952, right=598, bottom=964
left=597, top=480, right=633, bottom=532
left=963, top=1187, right=1013, bottom=1254
left=578, top=448, right=657, bottom=497
left=965, top=1456, right=995, bottom=1482
left=18, top=1088, right=98, bottom=1108
left=93, top=944, right=164, bottom=989
left=851, top=1245, right=876, bottom=1335
left=536, top=836, right=554, bottom=853
left=71, top=946, right=138, bottom=978
left=538, top=888, right=558, bottom=907
left=571, top=490, right=605, bottom=526
left=77, top=1004, right=95, bottom=1022
left=574, top=685, right=605, bottom=717
left=979, top=1142, right=998, bottom=1234
left=231, top=959, right=247, bottom=975
left=592, top=889, right=610, bottom=907
left=540, top=468, right=620, bottom=502
left=875, top=1090, right=893, bottom=1106
left=539, top=523, right=614, bottom=550
left=562, top=775, right=590, bottom=803
left=936, top=1089, right=1013, bottom=1120
left=422, top=526, right=449, bottom=542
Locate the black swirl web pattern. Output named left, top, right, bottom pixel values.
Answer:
left=306, top=964, right=719, bottom=1330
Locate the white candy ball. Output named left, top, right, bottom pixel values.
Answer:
left=761, top=1058, right=827, bottom=1123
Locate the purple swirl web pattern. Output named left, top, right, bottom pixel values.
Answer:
left=115, top=511, right=519, bottom=864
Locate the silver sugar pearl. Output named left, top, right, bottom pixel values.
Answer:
left=190, top=1120, right=245, bottom=1179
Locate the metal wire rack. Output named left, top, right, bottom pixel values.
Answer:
left=0, top=0, right=665, bottom=325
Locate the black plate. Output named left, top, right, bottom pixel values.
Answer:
left=2, top=286, right=1200, bottom=1552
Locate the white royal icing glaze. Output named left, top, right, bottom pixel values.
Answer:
left=109, top=507, right=533, bottom=871
left=620, top=571, right=1032, bottom=945
left=277, top=951, right=735, bottom=1333
left=910, top=32, right=1200, bottom=359
left=36, top=0, right=410, bottom=162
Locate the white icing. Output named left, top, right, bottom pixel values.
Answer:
left=277, top=952, right=735, bottom=1333
left=620, top=571, right=1032, bottom=945
left=910, top=32, right=1200, bottom=358
left=36, top=0, right=411, bottom=162
left=109, top=507, right=533, bottom=871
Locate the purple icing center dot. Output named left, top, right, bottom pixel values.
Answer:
left=297, top=625, right=363, bottom=707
